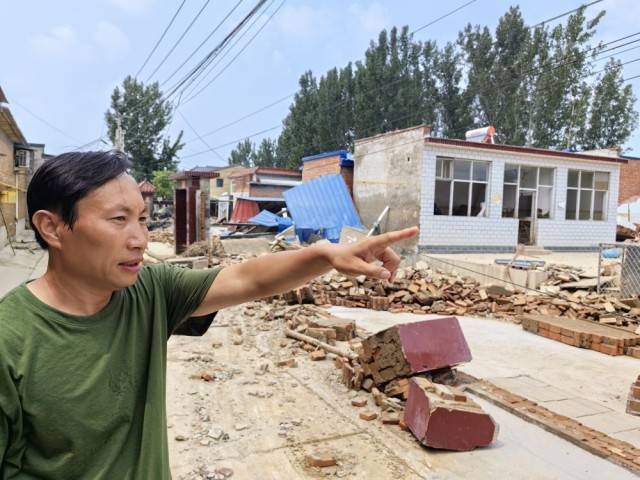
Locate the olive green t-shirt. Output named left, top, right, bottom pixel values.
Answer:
left=0, top=263, right=221, bottom=479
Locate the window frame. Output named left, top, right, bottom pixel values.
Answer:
left=565, top=169, right=609, bottom=221
left=435, top=157, right=490, bottom=217
left=502, top=164, right=555, bottom=220
left=216, top=178, right=224, bottom=188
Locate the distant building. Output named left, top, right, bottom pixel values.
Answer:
left=137, top=179, right=156, bottom=216
left=0, top=87, right=48, bottom=244
left=301, top=149, right=354, bottom=195
left=354, top=125, right=624, bottom=253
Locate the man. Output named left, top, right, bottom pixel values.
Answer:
left=0, top=150, right=417, bottom=479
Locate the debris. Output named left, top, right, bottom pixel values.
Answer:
left=305, top=450, right=338, bottom=468
left=284, top=328, right=358, bottom=360
left=232, top=335, right=243, bottom=346
left=381, top=412, right=400, bottom=425
left=359, top=411, right=378, bottom=421
left=190, top=371, right=215, bottom=382
left=627, top=375, right=640, bottom=416
left=358, top=317, right=472, bottom=386
left=405, top=377, right=498, bottom=451
left=309, top=350, right=326, bottom=361
left=351, top=397, right=368, bottom=407
left=276, top=358, right=298, bottom=368
left=174, top=435, right=187, bottom=441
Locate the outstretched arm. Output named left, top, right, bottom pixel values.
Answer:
left=191, top=227, right=418, bottom=316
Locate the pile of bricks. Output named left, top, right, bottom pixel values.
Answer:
left=280, top=266, right=640, bottom=329
left=627, top=375, right=640, bottom=416
left=520, top=314, right=640, bottom=356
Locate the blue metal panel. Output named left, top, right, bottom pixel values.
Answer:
left=283, top=174, right=363, bottom=243
left=249, top=210, right=293, bottom=231
left=301, top=149, right=348, bottom=162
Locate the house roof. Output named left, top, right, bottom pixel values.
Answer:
left=302, top=149, right=354, bottom=168
left=0, top=87, right=26, bottom=144
left=228, top=166, right=302, bottom=179
left=170, top=169, right=220, bottom=180
left=138, top=179, right=156, bottom=194
left=425, top=137, right=629, bottom=164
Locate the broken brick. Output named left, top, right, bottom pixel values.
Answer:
left=381, top=412, right=400, bottom=425
left=359, top=317, right=472, bottom=386
left=359, top=411, right=378, bottom=421
left=405, top=377, right=498, bottom=451
left=305, top=450, right=337, bottom=468
left=351, top=397, right=368, bottom=407
left=309, top=350, right=326, bottom=361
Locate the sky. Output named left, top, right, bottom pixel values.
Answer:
left=1, top=0, right=640, bottom=170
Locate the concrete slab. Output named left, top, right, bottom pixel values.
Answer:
left=610, top=428, right=640, bottom=448
left=488, top=380, right=571, bottom=403
left=541, top=398, right=613, bottom=419
left=577, top=411, right=640, bottom=435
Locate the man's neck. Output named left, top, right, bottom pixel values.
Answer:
left=27, top=265, right=113, bottom=317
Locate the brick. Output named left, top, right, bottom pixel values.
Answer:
left=307, top=318, right=355, bottom=341
left=359, top=317, right=471, bottom=386
left=305, top=450, right=337, bottom=468
left=351, top=397, right=368, bottom=407
left=305, top=327, right=337, bottom=345
left=381, top=412, right=400, bottom=424
left=626, top=399, right=640, bottom=415
left=404, top=378, right=498, bottom=451
left=309, top=350, right=327, bottom=361
left=276, top=358, right=297, bottom=368
left=630, top=386, right=640, bottom=400
left=627, top=346, right=640, bottom=359
left=361, top=378, right=374, bottom=392
left=597, top=343, right=621, bottom=356
left=359, top=411, right=378, bottom=421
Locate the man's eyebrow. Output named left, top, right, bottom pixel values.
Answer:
left=106, top=204, right=148, bottom=214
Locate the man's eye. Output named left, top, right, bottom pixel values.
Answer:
left=139, top=217, right=148, bottom=223
left=111, top=216, right=126, bottom=221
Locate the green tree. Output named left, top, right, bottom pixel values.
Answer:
left=228, top=138, right=254, bottom=167
left=151, top=169, right=176, bottom=199
left=582, top=59, right=638, bottom=149
left=105, top=75, right=183, bottom=180
left=435, top=43, right=474, bottom=138
left=253, top=138, right=279, bottom=167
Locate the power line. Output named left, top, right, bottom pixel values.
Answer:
left=9, top=100, right=81, bottom=143
left=177, top=110, right=226, bottom=162
left=182, top=0, right=286, bottom=104
left=161, top=0, right=245, bottom=87
left=145, top=0, right=212, bottom=82
left=180, top=125, right=281, bottom=159
left=411, top=0, right=478, bottom=35
left=531, top=0, right=604, bottom=28
left=177, top=0, right=275, bottom=103
left=183, top=93, right=293, bottom=143
left=164, top=0, right=269, bottom=100
left=624, top=73, right=640, bottom=82
left=135, top=0, right=187, bottom=79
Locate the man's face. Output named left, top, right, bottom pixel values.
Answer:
left=55, top=173, right=149, bottom=291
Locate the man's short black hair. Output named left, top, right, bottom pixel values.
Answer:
left=27, top=150, right=132, bottom=249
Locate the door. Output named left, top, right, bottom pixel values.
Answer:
left=174, top=189, right=187, bottom=254
left=517, top=190, right=536, bottom=245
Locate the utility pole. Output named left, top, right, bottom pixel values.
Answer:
left=115, top=115, right=126, bottom=152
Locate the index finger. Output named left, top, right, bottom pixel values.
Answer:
left=368, top=226, right=419, bottom=247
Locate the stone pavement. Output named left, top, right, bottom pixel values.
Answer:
left=329, top=306, right=640, bottom=449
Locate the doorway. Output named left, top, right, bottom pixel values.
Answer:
left=518, top=190, right=536, bottom=245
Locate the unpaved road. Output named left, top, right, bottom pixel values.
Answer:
left=166, top=304, right=637, bottom=480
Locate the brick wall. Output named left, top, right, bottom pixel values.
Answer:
left=619, top=160, right=640, bottom=204
left=248, top=183, right=289, bottom=198
left=420, top=144, right=619, bottom=250
left=302, top=156, right=341, bottom=181
left=232, top=175, right=251, bottom=195
left=0, top=129, right=23, bottom=240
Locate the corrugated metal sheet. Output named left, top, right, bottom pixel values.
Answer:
left=249, top=210, right=293, bottom=231
left=230, top=198, right=260, bottom=223
left=283, top=174, right=363, bottom=243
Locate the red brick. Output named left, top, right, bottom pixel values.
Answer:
left=305, top=450, right=337, bottom=468
left=404, top=378, right=498, bottom=451
left=310, top=350, right=327, bottom=361
left=597, top=343, right=620, bottom=356
left=359, top=411, right=378, bottom=421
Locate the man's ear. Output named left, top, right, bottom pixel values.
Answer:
left=31, top=210, right=64, bottom=249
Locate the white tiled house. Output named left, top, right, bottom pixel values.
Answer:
left=353, top=125, right=624, bottom=252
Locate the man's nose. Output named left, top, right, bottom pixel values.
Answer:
left=126, top=222, right=148, bottom=250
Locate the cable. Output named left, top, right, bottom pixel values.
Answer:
left=177, top=0, right=275, bottom=103
left=530, top=0, right=603, bottom=28
left=179, top=124, right=282, bottom=159
left=135, top=0, right=187, bottom=79
left=177, top=110, right=226, bottom=162
left=182, top=0, right=286, bottom=104
left=183, top=93, right=293, bottom=143
left=161, top=0, right=245, bottom=87
left=9, top=100, right=81, bottom=143
left=624, top=73, right=640, bottom=82
left=411, top=0, right=478, bottom=35
left=164, top=0, right=268, bottom=100
left=145, top=0, right=212, bottom=82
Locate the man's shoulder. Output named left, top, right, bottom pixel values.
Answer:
left=0, top=285, right=33, bottom=357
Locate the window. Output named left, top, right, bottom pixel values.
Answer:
left=434, top=157, right=489, bottom=216
left=565, top=170, right=609, bottom=221
left=502, top=164, right=555, bottom=219
left=216, top=178, right=224, bottom=188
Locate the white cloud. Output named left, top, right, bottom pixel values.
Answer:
left=106, top=0, right=152, bottom=14
left=350, top=2, right=390, bottom=36
left=93, top=21, right=130, bottom=59
left=276, top=5, right=326, bottom=40
left=31, top=25, right=80, bottom=56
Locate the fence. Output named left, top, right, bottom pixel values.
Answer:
left=597, top=243, right=640, bottom=298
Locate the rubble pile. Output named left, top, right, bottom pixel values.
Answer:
left=148, top=228, right=174, bottom=244
left=627, top=375, right=640, bottom=416
left=277, top=265, right=640, bottom=329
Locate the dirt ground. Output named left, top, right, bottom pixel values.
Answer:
left=166, top=305, right=637, bottom=480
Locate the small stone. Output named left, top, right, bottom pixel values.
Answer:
left=211, top=341, right=223, bottom=349
left=207, top=427, right=225, bottom=440
left=234, top=423, right=249, bottom=431
left=381, top=412, right=400, bottom=425
left=359, top=411, right=378, bottom=421
left=232, top=336, right=243, bottom=345
left=305, top=449, right=337, bottom=468
left=174, top=435, right=187, bottom=441
left=276, top=358, right=297, bottom=368
left=199, top=439, right=211, bottom=446
left=233, top=326, right=243, bottom=335
left=351, top=397, right=367, bottom=407
left=255, top=362, right=269, bottom=375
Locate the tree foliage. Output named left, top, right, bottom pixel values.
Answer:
left=151, top=169, right=176, bottom=199
left=105, top=76, right=183, bottom=180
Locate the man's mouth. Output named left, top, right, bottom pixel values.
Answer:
left=119, top=259, right=143, bottom=273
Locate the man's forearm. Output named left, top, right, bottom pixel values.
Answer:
left=233, top=242, right=334, bottom=298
